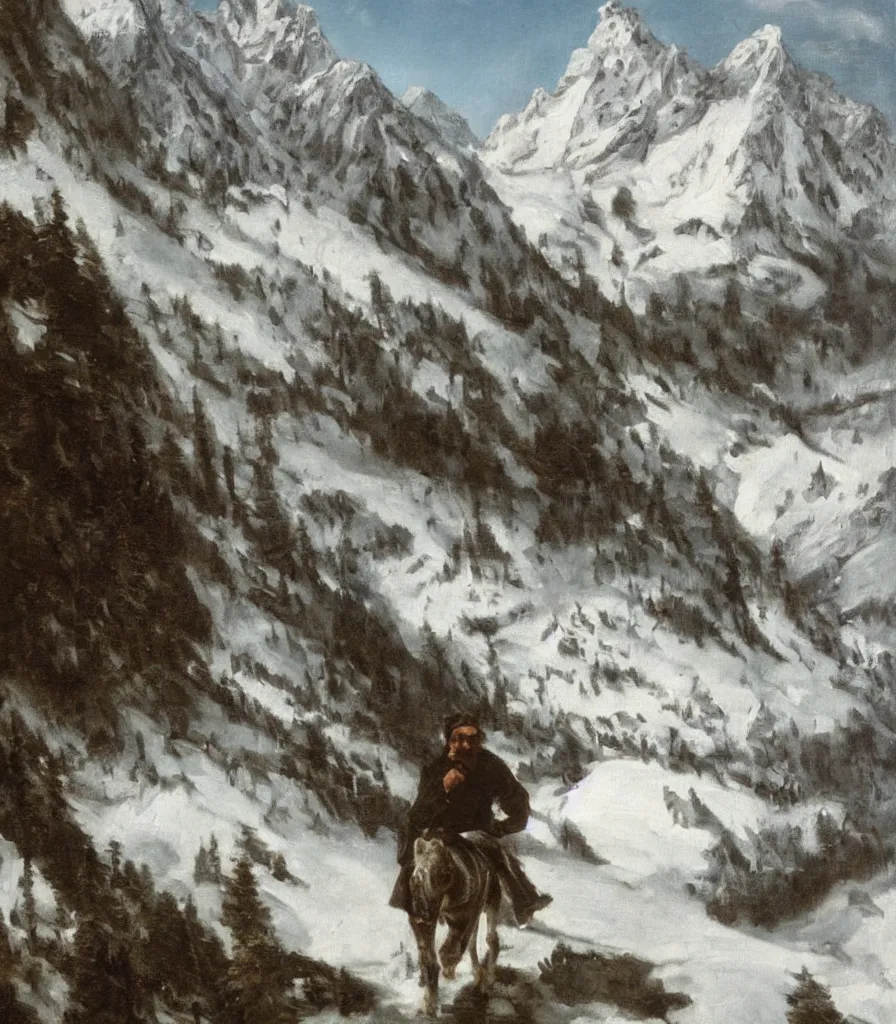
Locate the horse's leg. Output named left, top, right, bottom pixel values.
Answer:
left=411, top=917, right=435, bottom=989
left=481, top=880, right=501, bottom=990
left=441, top=905, right=484, bottom=982
left=410, top=916, right=439, bottom=1017
left=438, top=918, right=465, bottom=980
left=467, top=914, right=480, bottom=978
left=470, top=911, right=491, bottom=990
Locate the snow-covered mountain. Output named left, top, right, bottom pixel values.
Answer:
left=483, top=0, right=896, bottom=318
left=1, top=0, right=896, bottom=1022
left=401, top=86, right=480, bottom=151
left=485, top=0, right=705, bottom=172
left=62, top=0, right=562, bottom=321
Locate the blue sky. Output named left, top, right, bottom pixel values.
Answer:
left=195, top=0, right=895, bottom=138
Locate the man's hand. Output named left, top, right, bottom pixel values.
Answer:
left=443, top=767, right=467, bottom=793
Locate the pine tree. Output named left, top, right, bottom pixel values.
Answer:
left=221, top=855, right=289, bottom=1024
left=611, top=186, right=636, bottom=220
left=182, top=895, right=228, bottom=1017
left=270, top=853, right=291, bottom=883
left=144, top=890, right=195, bottom=997
left=0, top=911, right=15, bottom=983
left=2, top=94, right=36, bottom=154
left=814, top=811, right=840, bottom=857
left=193, top=842, right=212, bottom=885
left=208, top=834, right=223, bottom=884
left=67, top=917, right=144, bottom=1024
left=19, top=858, right=37, bottom=946
left=0, top=912, right=39, bottom=1022
left=248, top=421, right=295, bottom=577
left=673, top=273, right=692, bottom=318
left=39, top=190, right=82, bottom=335
left=723, top=277, right=742, bottom=327
left=193, top=389, right=223, bottom=515
left=770, top=538, right=787, bottom=589
left=159, top=430, right=192, bottom=497
left=646, top=291, right=666, bottom=320
left=421, top=622, right=449, bottom=690
left=107, top=840, right=123, bottom=888
left=221, top=855, right=272, bottom=953
left=367, top=270, right=394, bottom=333
left=825, top=252, right=851, bottom=325
left=786, top=968, right=846, bottom=1024
left=222, top=446, right=237, bottom=509
left=236, top=825, right=271, bottom=869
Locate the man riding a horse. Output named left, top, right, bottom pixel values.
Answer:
left=389, top=711, right=552, bottom=927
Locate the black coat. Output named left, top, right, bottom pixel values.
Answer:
left=396, top=748, right=530, bottom=865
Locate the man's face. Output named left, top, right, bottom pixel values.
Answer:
left=447, top=725, right=481, bottom=767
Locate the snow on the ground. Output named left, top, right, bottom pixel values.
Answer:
left=559, top=760, right=760, bottom=879
left=632, top=369, right=896, bottom=616
left=63, top=727, right=896, bottom=1024
left=0, top=838, right=27, bottom=927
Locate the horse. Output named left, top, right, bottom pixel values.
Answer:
left=408, top=829, right=502, bottom=1017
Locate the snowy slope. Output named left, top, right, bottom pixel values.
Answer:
left=1, top=1, right=896, bottom=1022
left=61, top=728, right=896, bottom=1024
left=62, top=0, right=555, bottom=319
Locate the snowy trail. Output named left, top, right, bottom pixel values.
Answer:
left=66, top=715, right=896, bottom=1024
left=298, top=765, right=896, bottom=1024
left=347, top=840, right=893, bottom=1024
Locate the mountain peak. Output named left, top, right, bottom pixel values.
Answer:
left=217, top=0, right=335, bottom=78
left=587, top=0, right=660, bottom=54
left=218, top=0, right=287, bottom=27
left=218, top=0, right=323, bottom=40
left=401, top=85, right=480, bottom=149
left=720, top=22, right=791, bottom=84
left=401, top=85, right=432, bottom=107
left=752, top=23, right=783, bottom=46
left=61, top=0, right=141, bottom=39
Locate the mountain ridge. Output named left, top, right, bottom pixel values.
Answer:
left=482, top=0, right=896, bottom=338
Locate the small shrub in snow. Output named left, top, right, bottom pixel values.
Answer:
left=786, top=968, right=846, bottom=1024
left=539, top=943, right=691, bottom=1018
left=558, top=821, right=606, bottom=865
left=611, top=186, right=636, bottom=221
left=705, top=814, right=891, bottom=929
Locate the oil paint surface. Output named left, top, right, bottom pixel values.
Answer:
left=0, top=1, right=894, bottom=1022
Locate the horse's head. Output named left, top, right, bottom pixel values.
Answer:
left=410, top=832, right=456, bottom=921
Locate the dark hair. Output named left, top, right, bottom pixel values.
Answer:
left=443, top=712, right=484, bottom=743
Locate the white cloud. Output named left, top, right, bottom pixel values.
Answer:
left=746, top=0, right=889, bottom=43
